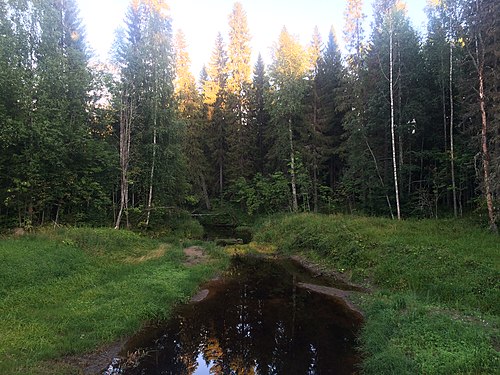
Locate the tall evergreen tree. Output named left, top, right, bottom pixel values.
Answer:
left=248, top=54, right=270, bottom=175
left=315, top=28, right=345, bottom=201
left=303, top=27, right=323, bottom=212
left=202, top=33, right=229, bottom=200
left=226, top=2, right=253, bottom=181
left=174, top=30, right=211, bottom=210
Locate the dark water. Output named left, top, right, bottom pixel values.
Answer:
left=109, top=257, right=362, bottom=375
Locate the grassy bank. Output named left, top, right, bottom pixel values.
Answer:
left=0, top=227, right=228, bottom=374
left=254, top=214, right=499, bottom=374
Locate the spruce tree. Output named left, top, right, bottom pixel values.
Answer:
left=202, top=33, right=229, bottom=200
left=226, top=2, right=253, bottom=181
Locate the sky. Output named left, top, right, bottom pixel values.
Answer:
left=78, top=0, right=429, bottom=75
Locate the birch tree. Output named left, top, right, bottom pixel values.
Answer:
left=268, top=28, right=309, bottom=212
left=463, top=0, right=498, bottom=232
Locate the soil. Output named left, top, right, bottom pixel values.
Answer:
left=57, top=340, right=124, bottom=375
left=183, top=245, right=209, bottom=266
left=297, top=282, right=365, bottom=321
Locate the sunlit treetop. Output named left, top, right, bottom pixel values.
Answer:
left=426, top=0, right=443, bottom=7
left=203, top=32, right=227, bottom=107
left=271, top=27, right=309, bottom=81
left=226, top=2, right=252, bottom=95
left=131, top=0, right=170, bottom=18
left=308, top=26, right=323, bottom=72
left=174, top=29, right=197, bottom=113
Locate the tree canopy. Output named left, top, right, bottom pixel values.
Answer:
left=0, top=0, right=498, bottom=231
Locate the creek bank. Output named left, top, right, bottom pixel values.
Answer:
left=290, top=255, right=370, bottom=293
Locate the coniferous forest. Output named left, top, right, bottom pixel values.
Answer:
left=0, top=0, right=498, bottom=232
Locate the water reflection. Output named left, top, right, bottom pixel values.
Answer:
left=118, top=257, right=362, bottom=375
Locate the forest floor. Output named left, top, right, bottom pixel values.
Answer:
left=0, top=227, right=228, bottom=374
left=252, top=213, right=499, bottom=374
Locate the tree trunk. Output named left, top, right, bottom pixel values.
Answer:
left=449, top=42, right=457, bottom=217
left=289, top=117, right=298, bottom=213
left=219, top=162, right=223, bottom=203
left=313, top=163, right=318, bottom=213
left=145, top=127, right=157, bottom=226
left=200, top=173, right=211, bottom=210
left=478, top=59, right=498, bottom=233
left=469, top=2, right=498, bottom=233
left=146, top=68, right=159, bottom=226
left=115, top=94, right=133, bottom=230
left=389, top=15, right=401, bottom=220
left=441, top=57, right=447, bottom=152
left=366, top=139, right=394, bottom=219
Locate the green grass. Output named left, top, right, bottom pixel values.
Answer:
left=254, top=213, right=499, bottom=374
left=0, top=227, right=228, bottom=374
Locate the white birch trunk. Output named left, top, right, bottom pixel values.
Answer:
left=449, top=41, right=457, bottom=217
left=145, top=126, right=157, bottom=226
left=289, top=118, right=298, bottom=213
left=389, top=14, right=401, bottom=220
left=115, top=95, right=133, bottom=229
left=146, top=67, right=159, bottom=226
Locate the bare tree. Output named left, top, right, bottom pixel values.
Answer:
left=115, top=93, right=134, bottom=229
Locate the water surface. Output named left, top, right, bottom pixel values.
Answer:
left=111, top=256, right=362, bottom=374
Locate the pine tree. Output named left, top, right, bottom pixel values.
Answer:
left=341, top=0, right=381, bottom=215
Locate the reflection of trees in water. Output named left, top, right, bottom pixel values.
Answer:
left=124, top=258, right=359, bottom=375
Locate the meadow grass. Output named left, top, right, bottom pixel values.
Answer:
left=0, top=227, right=228, bottom=374
left=254, top=214, right=499, bottom=374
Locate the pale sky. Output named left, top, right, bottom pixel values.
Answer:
left=78, top=0, right=428, bottom=76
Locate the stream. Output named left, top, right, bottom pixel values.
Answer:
left=104, top=256, right=363, bottom=374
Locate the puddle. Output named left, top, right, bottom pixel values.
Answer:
left=104, top=256, right=363, bottom=374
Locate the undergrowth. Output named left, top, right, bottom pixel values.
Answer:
left=254, top=213, right=499, bottom=374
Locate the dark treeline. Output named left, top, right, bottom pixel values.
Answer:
left=0, top=0, right=498, bottom=231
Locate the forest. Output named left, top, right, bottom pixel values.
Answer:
left=0, top=0, right=498, bottom=232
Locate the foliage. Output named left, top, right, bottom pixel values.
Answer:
left=229, top=172, right=290, bottom=215
left=0, top=0, right=116, bottom=227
